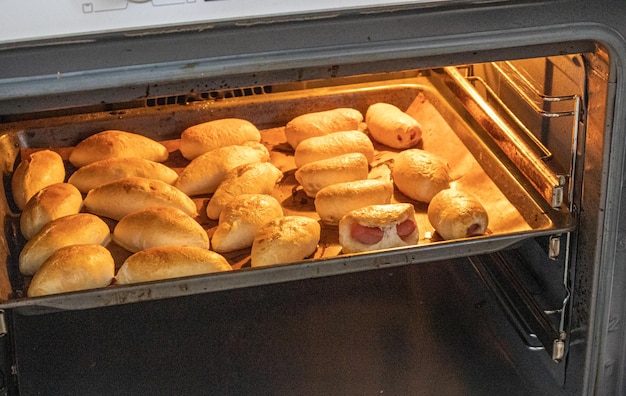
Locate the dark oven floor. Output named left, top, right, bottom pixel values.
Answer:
left=10, top=257, right=566, bottom=395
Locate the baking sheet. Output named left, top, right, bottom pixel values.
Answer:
left=0, top=77, right=573, bottom=312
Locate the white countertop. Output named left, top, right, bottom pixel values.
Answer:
left=0, top=0, right=452, bottom=45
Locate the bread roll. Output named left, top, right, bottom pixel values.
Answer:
left=314, top=179, right=394, bottom=226
left=20, top=183, right=83, bottom=240
left=294, top=153, right=369, bottom=198
left=338, top=203, right=418, bottom=253
left=284, top=108, right=364, bottom=149
left=83, top=177, right=198, bottom=220
left=427, top=188, right=489, bottom=240
left=69, top=130, right=169, bottom=168
left=211, top=194, right=284, bottom=253
left=27, top=244, right=115, bottom=297
left=205, top=162, right=283, bottom=220
left=68, top=157, right=179, bottom=193
left=179, top=118, right=261, bottom=160
left=113, top=207, right=209, bottom=253
left=250, top=216, right=321, bottom=267
left=115, top=245, right=232, bottom=285
left=392, top=149, right=450, bottom=203
left=294, top=130, right=375, bottom=168
left=174, top=142, right=270, bottom=196
left=11, top=150, right=65, bottom=210
left=365, top=103, right=422, bottom=149
left=19, top=213, right=111, bottom=276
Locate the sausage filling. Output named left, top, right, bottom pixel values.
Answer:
left=350, top=219, right=417, bottom=245
left=466, top=223, right=482, bottom=237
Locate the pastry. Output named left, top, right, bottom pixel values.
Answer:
left=179, top=118, right=261, bottom=160
left=11, top=150, right=65, bottom=210
left=20, top=183, right=83, bottom=240
left=113, top=206, right=210, bottom=253
left=19, top=213, right=111, bottom=276
left=27, top=244, right=115, bottom=297
left=293, top=130, right=375, bottom=168
left=314, top=179, right=394, bottom=225
left=211, top=194, right=284, bottom=253
left=427, top=188, right=489, bottom=240
left=294, top=152, right=369, bottom=198
left=250, top=216, right=321, bottom=267
left=392, top=149, right=450, bottom=203
left=338, top=203, right=418, bottom=253
left=68, top=157, right=179, bottom=193
left=83, top=177, right=198, bottom=220
left=69, top=130, right=168, bottom=168
left=174, top=142, right=269, bottom=196
left=205, top=162, right=283, bottom=220
left=365, top=102, right=422, bottom=149
left=284, top=108, right=363, bottom=149
left=115, top=245, right=232, bottom=284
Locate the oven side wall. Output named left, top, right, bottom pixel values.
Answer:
left=586, top=40, right=626, bottom=396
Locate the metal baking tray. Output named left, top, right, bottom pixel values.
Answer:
left=0, top=72, right=574, bottom=314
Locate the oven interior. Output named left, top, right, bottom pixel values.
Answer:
left=0, top=37, right=609, bottom=394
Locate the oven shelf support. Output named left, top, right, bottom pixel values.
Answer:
left=440, top=66, right=581, bottom=212
left=471, top=253, right=567, bottom=362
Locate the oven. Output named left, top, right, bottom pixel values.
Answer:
left=0, top=0, right=625, bottom=394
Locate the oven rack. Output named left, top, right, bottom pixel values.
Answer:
left=439, top=66, right=581, bottom=213
left=440, top=62, right=582, bottom=363
left=465, top=61, right=582, bottom=213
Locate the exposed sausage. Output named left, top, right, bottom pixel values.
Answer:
left=396, top=219, right=417, bottom=240
left=466, top=223, right=483, bottom=237
left=339, top=203, right=419, bottom=253
left=350, top=222, right=384, bottom=245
